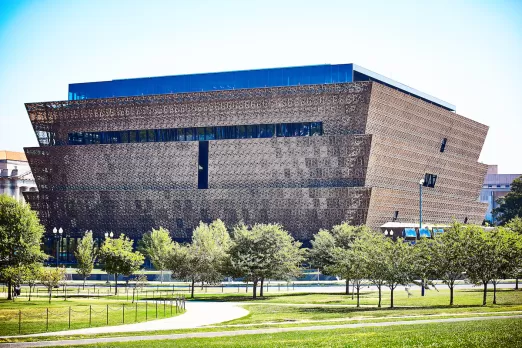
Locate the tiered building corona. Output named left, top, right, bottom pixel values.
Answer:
left=23, top=64, right=488, bottom=261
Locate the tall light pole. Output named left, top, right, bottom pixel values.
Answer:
left=419, top=178, right=425, bottom=297
left=53, top=227, right=63, bottom=267
left=419, top=179, right=424, bottom=230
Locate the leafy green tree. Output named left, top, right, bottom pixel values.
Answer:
left=506, top=217, right=522, bottom=234
left=25, top=263, right=43, bottom=301
left=487, top=227, right=522, bottom=303
left=309, top=224, right=370, bottom=295
left=413, top=236, right=439, bottom=296
left=0, top=194, right=46, bottom=300
left=493, top=176, right=522, bottom=224
left=98, top=234, right=144, bottom=295
left=352, top=231, right=388, bottom=307
left=428, top=222, right=468, bottom=306
left=506, top=217, right=522, bottom=289
left=463, top=225, right=515, bottom=305
left=227, top=223, right=304, bottom=299
left=40, top=267, right=66, bottom=303
left=75, top=231, right=96, bottom=289
left=166, top=242, right=196, bottom=297
left=382, top=238, right=415, bottom=308
left=138, top=227, right=175, bottom=283
left=167, top=220, right=230, bottom=298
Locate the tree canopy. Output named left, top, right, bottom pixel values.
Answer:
left=227, top=223, right=304, bottom=299
left=75, top=230, right=96, bottom=288
left=0, top=194, right=46, bottom=299
left=138, top=227, right=175, bottom=283
left=493, top=176, right=522, bottom=224
left=98, top=234, right=144, bottom=294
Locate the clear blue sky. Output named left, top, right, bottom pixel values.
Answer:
left=1, top=0, right=521, bottom=172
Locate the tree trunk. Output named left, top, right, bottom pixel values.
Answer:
left=390, top=287, right=394, bottom=308
left=493, top=282, right=497, bottom=305
left=160, top=270, right=163, bottom=284
left=516, top=277, right=519, bottom=291
left=253, top=280, right=258, bottom=299
left=83, top=278, right=86, bottom=290
left=7, top=281, right=12, bottom=300
left=378, top=285, right=382, bottom=308
left=482, top=281, right=487, bottom=306
left=260, top=278, right=264, bottom=297
left=356, top=284, right=360, bottom=308
left=345, top=279, right=349, bottom=295
left=64, top=284, right=67, bottom=301
left=450, top=285, right=454, bottom=306
left=49, top=289, right=52, bottom=304
left=191, top=278, right=195, bottom=299
left=28, top=286, right=32, bottom=301
left=114, top=274, right=118, bottom=295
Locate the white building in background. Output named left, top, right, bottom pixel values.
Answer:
left=0, top=150, right=37, bottom=202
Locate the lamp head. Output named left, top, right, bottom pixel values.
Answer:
left=58, top=227, right=63, bottom=234
left=53, top=227, right=57, bottom=234
left=109, top=232, right=114, bottom=238
left=419, top=179, right=425, bottom=185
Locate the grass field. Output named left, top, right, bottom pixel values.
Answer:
left=67, top=318, right=522, bottom=347
left=0, top=298, right=184, bottom=336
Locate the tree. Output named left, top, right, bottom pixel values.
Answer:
left=352, top=231, right=388, bottom=307
left=98, top=234, right=144, bottom=295
left=138, top=227, right=175, bottom=283
left=75, top=231, right=96, bottom=289
left=25, top=263, right=43, bottom=301
left=381, top=238, right=415, bottom=308
left=506, top=217, right=522, bottom=289
left=428, top=222, right=468, bottom=306
left=493, top=176, right=522, bottom=224
left=40, top=267, right=66, bottom=303
left=167, top=220, right=230, bottom=298
left=413, top=236, right=439, bottom=296
left=464, top=225, right=508, bottom=305
left=0, top=194, right=46, bottom=300
left=166, top=242, right=196, bottom=297
left=488, top=227, right=522, bottom=303
left=309, top=224, right=370, bottom=295
left=227, top=223, right=304, bottom=299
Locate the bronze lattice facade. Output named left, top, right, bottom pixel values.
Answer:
left=24, top=80, right=488, bottom=246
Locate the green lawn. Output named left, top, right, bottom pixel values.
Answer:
left=70, top=318, right=522, bottom=347
left=0, top=298, right=184, bottom=336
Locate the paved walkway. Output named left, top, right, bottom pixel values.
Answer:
left=2, top=314, right=521, bottom=347
left=0, top=301, right=249, bottom=338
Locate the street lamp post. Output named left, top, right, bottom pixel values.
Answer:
left=52, top=227, right=63, bottom=267
left=419, top=178, right=425, bottom=297
left=419, top=179, right=424, bottom=230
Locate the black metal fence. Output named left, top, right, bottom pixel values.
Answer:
left=12, top=297, right=186, bottom=335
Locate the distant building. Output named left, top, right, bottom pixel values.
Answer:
left=480, top=165, right=521, bottom=222
left=0, top=150, right=37, bottom=202
left=24, top=63, right=488, bottom=264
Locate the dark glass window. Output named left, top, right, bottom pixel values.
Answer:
left=68, top=121, right=323, bottom=145
left=121, top=131, right=129, bottom=143
left=198, top=127, right=205, bottom=141
left=147, top=130, right=155, bottom=142
left=205, top=127, right=215, bottom=140
left=185, top=128, right=196, bottom=141
left=139, top=130, right=147, bottom=142
left=129, top=131, right=138, bottom=143
left=440, top=138, right=447, bottom=152
left=311, top=122, right=322, bottom=136
left=237, top=125, right=247, bottom=139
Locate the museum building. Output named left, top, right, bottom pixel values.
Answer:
left=23, top=64, right=488, bottom=262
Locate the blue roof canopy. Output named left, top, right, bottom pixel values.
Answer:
left=403, top=228, right=417, bottom=238
left=419, top=228, right=431, bottom=238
